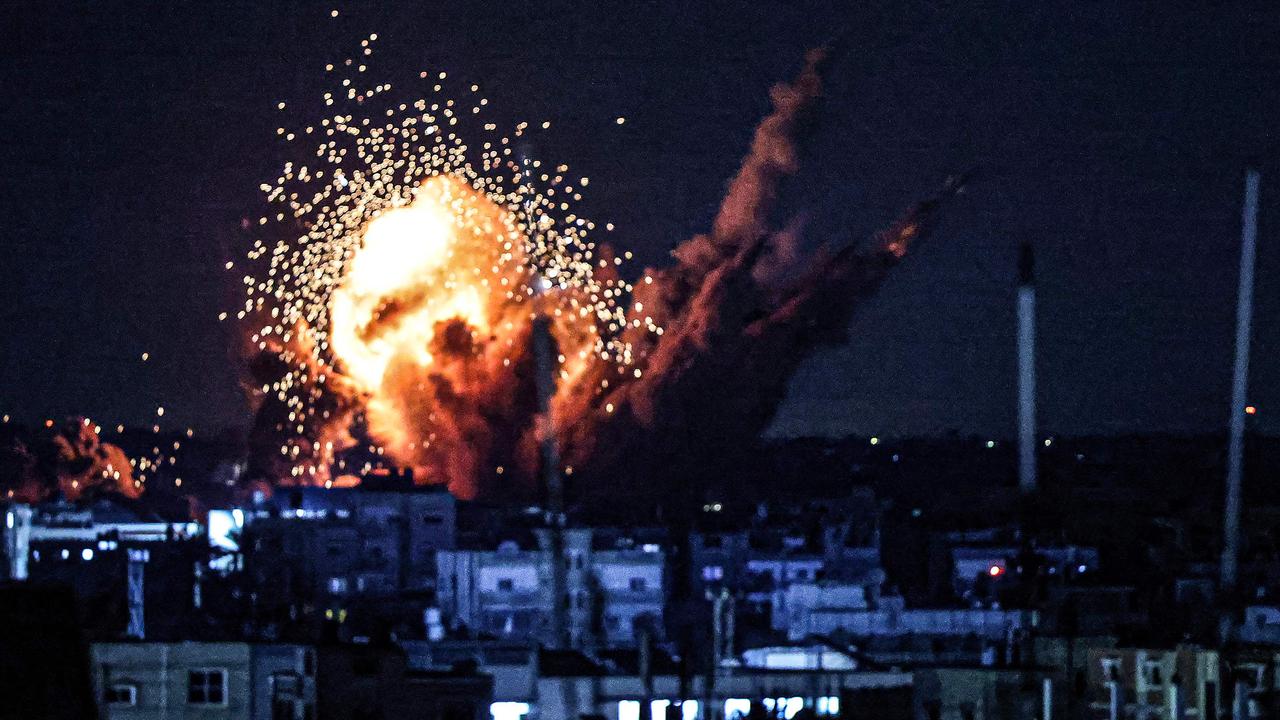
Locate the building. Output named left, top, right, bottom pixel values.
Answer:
left=316, top=643, right=493, bottom=720
left=436, top=527, right=665, bottom=647
left=537, top=654, right=909, bottom=720
left=3, top=499, right=204, bottom=639
left=239, top=486, right=455, bottom=636
left=913, top=667, right=1054, bottom=720
left=1084, top=644, right=1221, bottom=720
left=90, top=641, right=316, bottom=720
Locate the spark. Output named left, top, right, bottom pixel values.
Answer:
left=238, top=36, right=657, bottom=496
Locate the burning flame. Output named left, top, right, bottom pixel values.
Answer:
left=241, top=37, right=961, bottom=503
left=324, top=175, right=600, bottom=489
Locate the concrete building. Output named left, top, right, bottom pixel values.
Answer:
left=316, top=643, right=492, bottom=720
left=3, top=500, right=204, bottom=639
left=913, top=667, right=1054, bottom=720
left=90, top=642, right=315, bottom=720
left=691, top=490, right=885, bottom=620
left=785, top=601, right=1032, bottom=646
left=436, top=528, right=665, bottom=648
left=1084, top=645, right=1221, bottom=720
left=240, top=486, right=455, bottom=632
left=537, top=662, right=909, bottom=720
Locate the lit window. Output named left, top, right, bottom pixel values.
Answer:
left=702, top=565, right=724, bottom=581
left=490, top=701, right=530, bottom=720
left=725, top=699, right=752, bottom=719
left=328, top=577, right=348, bottom=594
left=188, top=669, right=227, bottom=705
left=104, top=683, right=138, bottom=706
left=619, top=700, right=641, bottom=720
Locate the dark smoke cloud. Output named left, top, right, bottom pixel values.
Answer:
left=554, top=49, right=966, bottom=509
left=0, top=418, right=141, bottom=502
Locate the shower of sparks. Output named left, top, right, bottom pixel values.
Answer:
left=238, top=31, right=658, bottom=493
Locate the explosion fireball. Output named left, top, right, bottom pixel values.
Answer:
left=243, top=38, right=963, bottom=503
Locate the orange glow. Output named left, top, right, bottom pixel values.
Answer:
left=1245, top=405, right=1258, bottom=415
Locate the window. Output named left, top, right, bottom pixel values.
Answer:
left=271, top=673, right=301, bottom=720
left=104, top=683, right=137, bottom=706
left=703, top=535, right=723, bottom=549
left=629, top=577, right=647, bottom=592
left=188, top=669, right=227, bottom=705
left=328, top=577, right=348, bottom=594
left=1101, top=657, right=1121, bottom=682
left=702, top=565, right=724, bottom=582
left=303, top=650, right=316, bottom=677
left=795, top=568, right=809, bottom=580
left=1142, top=659, right=1164, bottom=686
left=422, top=514, right=444, bottom=525
left=497, top=578, right=514, bottom=592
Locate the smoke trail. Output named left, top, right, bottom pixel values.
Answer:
left=554, top=50, right=966, bottom=506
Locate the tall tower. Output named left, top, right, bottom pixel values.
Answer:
left=1221, top=170, right=1261, bottom=594
left=1017, top=242, right=1037, bottom=495
left=531, top=315, right=570, bottom=649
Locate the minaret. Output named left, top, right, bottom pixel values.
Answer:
left=1017, top=242, right=1037, bottom=495
left=532, top=315, right=570, bottom=649
left=1221, top=170, right=1261, bottom=594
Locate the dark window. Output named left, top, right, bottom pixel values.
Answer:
left=630, top=577, right=647, bottom=592
left=104, top=683, right=137, bottom=706
left=422, top=514, right=444, bottom=525
left=188, top=669, right=226, bottom=705
left=303, top=651, right=315, bottom=677
left=703, top=535, right=723, bottom=549
left=497, top=578, right=514, bottom=592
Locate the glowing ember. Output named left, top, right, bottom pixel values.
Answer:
left=240, top=32, right=651, bottom=497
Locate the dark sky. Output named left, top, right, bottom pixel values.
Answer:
left=1, top=1, right=1277, bottom=439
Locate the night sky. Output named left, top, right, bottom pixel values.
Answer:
left=2, top=1, right=1278, bottom=439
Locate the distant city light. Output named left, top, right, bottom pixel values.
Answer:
left=1245, top=405, right=1258, bottom=415
left=986, top=440, right=996, bottom=448
left=988, top=565, right=1004, bottom=577
left=869, top=437, right=880, bottom=445
left=81, top=548, right=94, bottom=561
left=1044, top=438, right=1053, bottom=447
